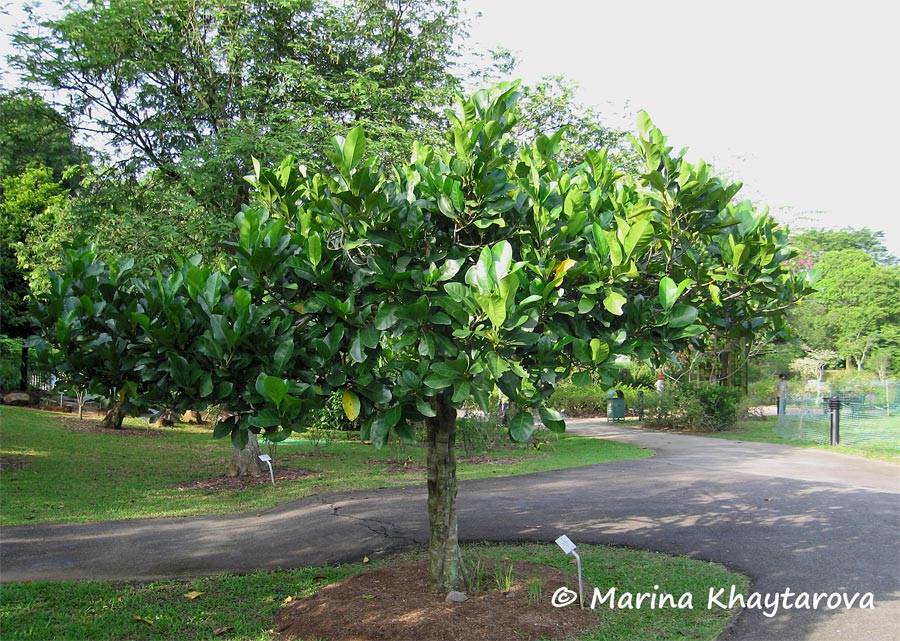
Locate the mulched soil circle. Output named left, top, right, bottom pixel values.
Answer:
left=174, top=468, right=313, bottom=492
left=276, top=559, right=599, bottom=641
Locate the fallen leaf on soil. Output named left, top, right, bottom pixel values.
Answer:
left=363, top=556, right=369, bottom=563
left=184, top=591, right=203, bottom=600
left=283, top=596, right=293, bottom=604
left=132, top=616, right=154, bottom=626
left=213, top=626, right=232, bottom=636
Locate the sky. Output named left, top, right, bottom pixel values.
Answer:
left=2, top=0, right=898, bottom=255
left=465, top=0, right=900, bottom=255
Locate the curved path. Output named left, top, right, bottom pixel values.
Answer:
left=2, top=422, right=898, bottom=640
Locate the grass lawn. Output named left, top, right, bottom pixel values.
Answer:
left=0, top=543, right=748, bottom=641
left=0, top=406, right=651, bottom=526
left=702, top=417, right=900, bottom=462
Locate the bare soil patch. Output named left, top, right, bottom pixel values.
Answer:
left=276, top=560, right=598, bottom=641
left=60, top=417, right=170, bottom=437
left=0, top=455, right=28, bottom=472
left=174, top=468, right=313, bottom=492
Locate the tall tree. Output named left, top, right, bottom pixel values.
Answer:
left=792, top=249, right=899, bottom=370
left=12, top=0, right=464, bottom=221
left=0, top=92, right=86, bottom=337
left=793, top=228, right=897, bottom=266
left=0, top=89, right=87, bottom=186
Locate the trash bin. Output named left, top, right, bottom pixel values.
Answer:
left=606, top=389, right=625, bottom=422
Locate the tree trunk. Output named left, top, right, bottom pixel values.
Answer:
left=19, top=344, right=28, bottom=391
left=101, top=388, right=127, bottom=429
left=426, top=391, right=464, bottom=592
left=228, top=432, right=263, bottom=477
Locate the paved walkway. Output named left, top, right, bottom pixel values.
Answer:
left=2, top=422, right=898, bottom=640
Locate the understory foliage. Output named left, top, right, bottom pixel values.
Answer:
left=647, top=382, right=744, bottom=431
left=31, top=83, right=809, bottom=589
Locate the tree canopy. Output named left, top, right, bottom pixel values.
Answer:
left=32, top=82, right=811, bottom=589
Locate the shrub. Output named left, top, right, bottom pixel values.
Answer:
left=549, top=381, right=653, bottom=417
left=646, top=382, right=743, bottom=431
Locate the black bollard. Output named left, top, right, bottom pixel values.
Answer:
left=829, top=396, right=842, bottom=446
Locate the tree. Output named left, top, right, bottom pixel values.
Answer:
left=0, top=89, right=87, bottom=186
left=1, top=165, right=78, bottom=342
left=35, top=84, right=809, bottom=589
left=0, top=91, right=85, bottom=338
left=794, top=249, right=899, bottom=370
left=793, top=228, right=897, bottom=266
left=30, top=249, right=144, bottom=429
left=12, top=0, right=464, bottom=221
left=244, top=84, right=809, bottom=590
left=790, top=348, right=838, bottom=395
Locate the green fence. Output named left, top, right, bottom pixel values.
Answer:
left=775, top=382, right=900, bottom=446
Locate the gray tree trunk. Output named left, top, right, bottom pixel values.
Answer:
left=426, top=391, right=464, bottom=592
left=228, top=432, right=263, bottom=477
left=101, top=389, right=126, bottom=429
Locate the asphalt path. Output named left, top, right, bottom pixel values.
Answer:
left=2, top=421, right=898, bottom=640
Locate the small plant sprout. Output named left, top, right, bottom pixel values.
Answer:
left=467, top=557, right=488, bottom=594
left=494, top=561, right=514, bottom=593
left=527, top=577, right=543, bottom=603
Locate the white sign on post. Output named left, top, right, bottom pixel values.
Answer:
left=258, top=455, right=275, bottom=486
left=555, top=534, right=576, bottom=555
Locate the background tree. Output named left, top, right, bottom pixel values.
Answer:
left=30, top=249, right=144, bottom=428
left=791, top=249, right=899, bottom=370
left=12, top=0, right=465, bottom=225
left=0, top=91, right=86, bottom=338
left=793, top=228, right=897, bottom=266
left=0, top=89, right=87, bottom=187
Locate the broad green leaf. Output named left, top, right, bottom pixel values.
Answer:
left=349, top=334, right=366, bottom=363
left=370, top=405, right=401, bottom=448
left=572, top=371, right=592, bottom=386
left=374, top=304, right=399, bottom=330
left=590, top=338, right=610, bottom=363
left=539, top=406, right=566, bottom=433
left=255, top=373, right=288, bottom=408
left=199, top=373, right=213, bottom=398
left=342, top=389, right=361, bottom=421
left=273, top=339, right=293, bottom=373
left=603, top=291, right=626, bottom=316
left=343, top=125, right=366, bottom=170
left=509, top=411, right=535, bottom=442
left=308, top=232, right=322, bottom=267
left=416, top=398, right=436, bottom=417
left=658, top=277, right=678, bottom=310
left=668, top=304, right=699, bottom=328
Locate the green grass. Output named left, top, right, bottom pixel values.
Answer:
left=0, top=543, right=747, bottom=641
left=0, top=406, right=651, bottom=526
left=703, top=417, right=900, bottom=462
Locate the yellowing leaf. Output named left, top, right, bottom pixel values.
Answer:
left=132, top=616, right=154, bottom=626
left=183, top=591, right=203, bottom=600
left=283, top=596, right=294, bottom=604
left=552, top=258, right=577, bottom=282
left=342, top=389, right=361, bottom=421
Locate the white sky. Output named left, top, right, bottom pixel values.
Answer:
left=465, top=0, right=900, bottom=255
left=3, top=0, right=899, bottom=255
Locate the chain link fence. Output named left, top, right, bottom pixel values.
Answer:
left=774, top=381, right=899, bottom=446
